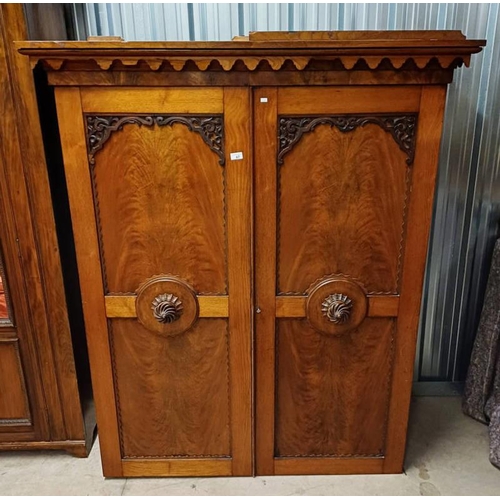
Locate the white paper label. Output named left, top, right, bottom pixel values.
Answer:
left=260, top=97, right=268, bottom=103
left=230, top=152, right=244, bottom=161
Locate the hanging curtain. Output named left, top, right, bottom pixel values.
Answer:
left=463, top=238, right=500, bottom=468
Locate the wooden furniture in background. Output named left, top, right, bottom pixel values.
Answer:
left=18, top=31, right=484, bottom=476
left=0, top=3, right=94, bottom=457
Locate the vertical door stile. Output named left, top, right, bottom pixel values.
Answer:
left=383, top=85, right=447, bottom=472
left=254, top=87, right=278, bottom=476
left=54, top=87, right=123, bottom=477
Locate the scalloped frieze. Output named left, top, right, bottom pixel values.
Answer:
left=38, top=54, right=467, bottom=73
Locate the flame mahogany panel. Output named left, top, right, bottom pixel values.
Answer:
left=275, top=318, right=394, bottom=457
left=110, top=319, right=230, bottom=459
left=92, top=123, right=226, bottom=294
left=278, top=124, right=409, bottom=294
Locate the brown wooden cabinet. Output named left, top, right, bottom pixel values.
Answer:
left=19, top=31, right=484, bottom=477
left=0, top=4, right=94, bottom=456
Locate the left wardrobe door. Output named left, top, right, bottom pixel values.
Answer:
left=55, top=87, right=253, bottom=478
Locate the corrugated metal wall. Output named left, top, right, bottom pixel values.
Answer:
left=74, top=3, right=500, bottom=382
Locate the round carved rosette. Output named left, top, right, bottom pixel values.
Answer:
left=306, top=277, right=367, bottom=335
left=151, top=293, right=184, bottom=324
left=321, top=293, right=353, bottom=324
left=135, top=275, right=198, bottom=336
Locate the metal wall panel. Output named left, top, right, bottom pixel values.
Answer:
left=77, top=3, right=500, bottom=382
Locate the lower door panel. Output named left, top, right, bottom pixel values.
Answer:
left=275, top=318, right=393, bottom=458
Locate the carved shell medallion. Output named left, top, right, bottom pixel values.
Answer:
left=151, top=293, right=183, bottom=324
left=321, top=293, right=353, bottom=324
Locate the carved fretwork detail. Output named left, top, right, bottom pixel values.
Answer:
left=86, top=115, right=225, bottom=166
left=278, top=114, right=417, bottom=166
left=86, top=116, right=153, bottom=164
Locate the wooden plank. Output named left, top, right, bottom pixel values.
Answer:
left=224, top=87, right=253, bottom=476
left=0, top=340, right=31, bottom=422
left=105, top=295, right=229, bottom=318
left=249, top=30, right=467, bottom=41
left=278, top=86, right=421, bottom=114
left=16, top=34, right=485, bottom=51
left=0, top=439, right=88, bottom=457
left=0, top=4, right=55, bottom=441
left=197, top=296, right=229, bottom=318
left=274, top=457, right=385, bottom=475
left=122, top=458, right=232, bottom=477
left=55, top=87, right=123, bottom=477
left=275, top=295, right=400, bottom=318
left=48, top=70, right=456, bottom=87
left=383, top=85, right=447, bottom=473
left=254, top=87, right=278, bottom=476
left=5, top=2, right=90, bottom=443
left=81, top=87, right=223, bottom=113
left=369, top=295, right=400, bottom=317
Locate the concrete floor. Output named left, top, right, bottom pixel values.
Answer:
left=0, top=397, right=499, bottom=495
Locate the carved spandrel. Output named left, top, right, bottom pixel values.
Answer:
left=86, top=115, right=225, bottom=166
left=278, top=114, right=417, bottom=166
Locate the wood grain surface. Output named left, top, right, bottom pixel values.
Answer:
left=0, top=341, right=30, bottom=421
left=275, top=318, right=393, bottom=457
left=278, top=87, right=420, bottom=114
left=42, top=33, right=468, bottom=476
left=93, top=123, right=226, bottom=294
left=56, top=87, right=123, bottom=475
left=278, top=124, right=408, bottom=294
left=121, top=458, right=232, bottom=477
left=81, top=87, right=223, bottom=114
left=274, top=457, right=384, bottom=475
left=225, top=88, right=253, bottom=476
left=0, top=3, right=92, bottom=455
left=254, top=87, right=278, bottom=476
left=46, top=70, right=458, bottom=88
left=383, top=86, right=447, bottom=473
left=275, top=295, right=399, bottom=318
left=110, top=318, right=230, bottom=458
left=105, top=295, right=229, bottom=318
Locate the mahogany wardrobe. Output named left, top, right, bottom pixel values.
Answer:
left=19, top=31, right=484, bottom=477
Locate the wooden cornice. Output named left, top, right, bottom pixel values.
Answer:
left=16, top=31, right=485, bottom=74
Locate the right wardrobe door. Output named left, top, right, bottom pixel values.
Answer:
left=254, top=85, right=446, bottom=476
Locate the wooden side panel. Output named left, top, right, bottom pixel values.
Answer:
left=55, top=87, right=123, bottom=476
left=111, top=319, right=230, bottom=458
left=93, top=124, right=226, bottom=294
left=278, top=124, right=408, bottom=294
left=0, top=4, right=49, bottom=442
left=275, top=319, right=393, bottom=457
left=1, top=3, right=87, bottom=444
left=383, top=86, right=447, bottom=473
left=0, top=341, right=30, bottom=422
